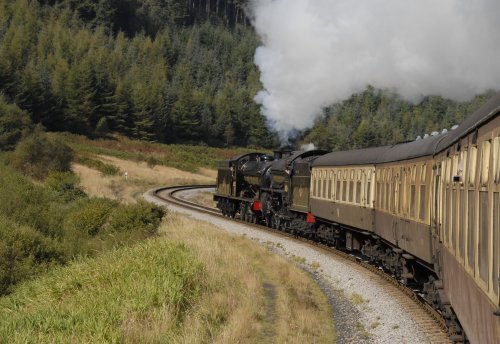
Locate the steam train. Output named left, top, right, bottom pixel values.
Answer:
left=214, top=92, right=500, bottom=343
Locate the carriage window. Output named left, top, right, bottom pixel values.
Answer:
left=315, top=171, right=319, bottom=197
left=445, top=188, right=450, bottom=244
left=420, top=164, right=426, bottom=183
left=467, top=190, right=475, bottom=270
left=336, top=180, right=341, bottom=201
left=342, top=181, right=347, bottom=202
left=411, top=185, right=417, bottom=218
left=469, top=146, right=477, bottom=186
left=460, top=150, right=467, bottom=184
left=452, top=154, right=459, bottom=181
left=481, top=141, right=491, bottom=186
left=445, top=158, right=452, bottom=184
left=377, top=182, right=382, bottom=209
left=402, top=171, right=407, bottom=213
left=452, top=189, right=458, bottom=249
left=494, top=137, right=500, bottom=184
left=349, top=181, right=354, bottom=202
left=322, top=171, right=327, bottom=198
left=459, top=190, right=466, bottom=259
left=419, top=185, right=426, bottom=221
left=328, top=172, right=333, bottom=199
left=478, top=191, right=489, bottom=282
left=367, top=181, right=371, bottom=206
left=389, top=181, right=394, bottom=212
left=356, top=181, right=361, bottom=204
left=395, top=182, right=400, bottom=213
left=386, top=183, right=390, bottom=211
left=493, top=192, right=499, bottom=296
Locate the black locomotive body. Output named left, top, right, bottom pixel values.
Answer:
left=262, top=149, right=328, bottom=233
left=214, top=152, right=273, bottom=220
left=214, top=92, right=500, bottom=343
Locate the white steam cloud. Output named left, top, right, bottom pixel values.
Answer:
left=249, top=0, right=500, bottom=134
left=300, top=143, right=317, bottom=151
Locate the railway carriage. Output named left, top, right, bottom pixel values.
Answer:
left=372, top=136, right=443, bottom=267
left=431, top=93, right=500, bottom=344
left=309, top=147, right=384, bottom=247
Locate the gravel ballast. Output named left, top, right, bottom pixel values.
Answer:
left=144, top=188, right=432, bottom=344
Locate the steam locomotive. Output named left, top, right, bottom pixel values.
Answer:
left=214, top=92, right=500, bottom=343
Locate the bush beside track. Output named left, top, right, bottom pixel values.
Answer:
left=0, top=156, right=165, bottom=295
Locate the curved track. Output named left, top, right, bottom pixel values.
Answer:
left=150, top=185, right=451, bottom=344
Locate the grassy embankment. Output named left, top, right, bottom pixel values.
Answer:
left=0, top=134, right=336, bottom=342
left=0, top=214, right=336, bottom=343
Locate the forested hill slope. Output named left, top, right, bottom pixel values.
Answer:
left=0, top=0, right=278, bottom=147
left=303, top=87, right=495, bottom=151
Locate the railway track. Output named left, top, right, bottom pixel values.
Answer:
left=150, top=185, right=452, bottom=343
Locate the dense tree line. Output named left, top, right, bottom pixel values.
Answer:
left=303, top=87, right=495, bottom=151
left=0, top=0, right=278, bottom=148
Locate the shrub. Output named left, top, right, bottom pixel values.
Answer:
left=0, top=167, right=58, bottom=236
left=45, top=172, right=86, bottom=202
left=146, top=155, right=159, bottom=168
left=106, top=200, right=165, bottom=234
left=64, top=198, right=116, bottom=236
left=0, top=96, right=33, bottom=151
left=0, top=216, right=66, bottom=295
left=11, top=131, right=74, bottom=179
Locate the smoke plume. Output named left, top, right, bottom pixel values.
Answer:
left=249, top=0, right=500, bottom=134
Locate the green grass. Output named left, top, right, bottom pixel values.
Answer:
left=0, top=239, right=202, bottom=343
left=291, top=255, right=307, bottom=265
left=75, top=155, right=121, bottom=176
left=53, top=133, right=264, bottom=173
left=350, top=292, right=366, bottom=305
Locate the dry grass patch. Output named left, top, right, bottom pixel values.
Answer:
left=160, top=214, right=336, bottom=343
left=97, top=155, right=214, bottom=184
left=73, top=155, right=215, bottom=203
left=191, top=190, right=217, bottom=208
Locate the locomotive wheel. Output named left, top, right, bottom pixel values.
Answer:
left=280, top=220, right=286, bottom=232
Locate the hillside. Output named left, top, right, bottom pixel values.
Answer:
left=301, top=87, right=495, bottom=151
left=0, top=0, right=279, bottom=148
